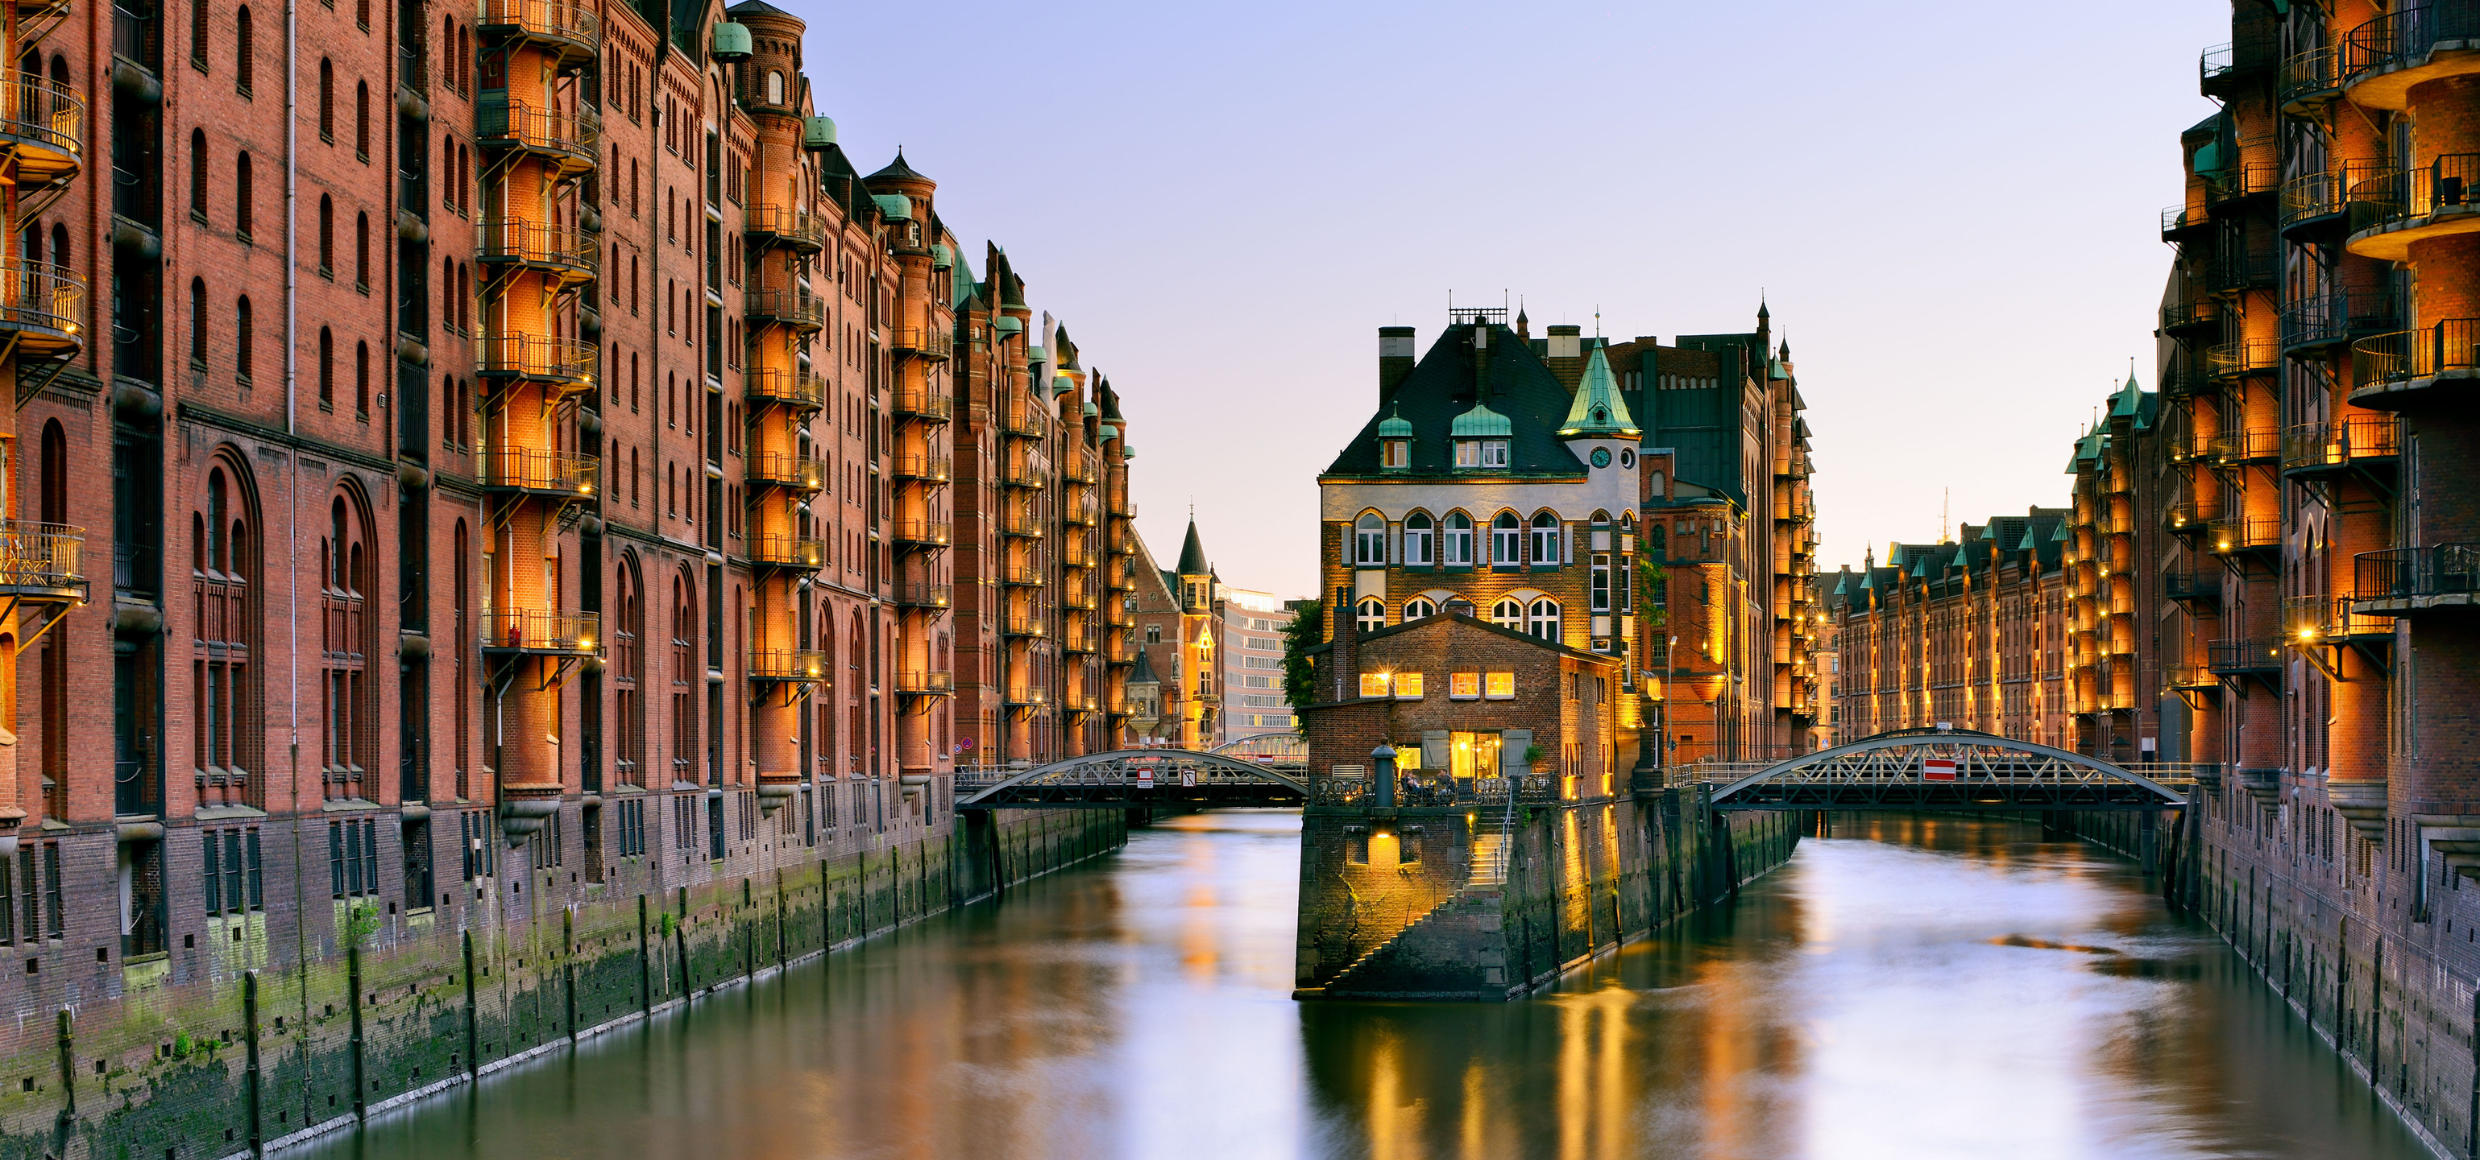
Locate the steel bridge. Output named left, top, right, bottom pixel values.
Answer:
left=953, top=735, right=1308, bottom=810
left=1693, top=728, right=2198, bottom=812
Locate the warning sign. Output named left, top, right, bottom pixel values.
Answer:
left=1923, top=758, right=1958, bottom=783
left=1137, top=768, right=1155, bottom=789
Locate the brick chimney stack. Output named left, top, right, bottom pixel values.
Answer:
left=1331, top=585, right=1358, bottom=703
left=1378, top=327, right=1416, bottom=403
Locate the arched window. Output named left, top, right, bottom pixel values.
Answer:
left=189, top=129, right=208, bottom=217
left=320, top=490, right=374, bottom=798
left=317, top=194, right=333, bottom=271
left=1402, top=512, right=1433, bottom=567
left=355, top=341, right=370, bottom=416
left=198, top=459, right=264, bottom=807
left=442, top=255, right=456, bottom=329
left=235, top=296, right=253, bottom=379
left=1403, top=597, right=1437, bottom=621
left=192, top=0, right=209, bottom=69
left=317, top=58, right=332, bottom=140
left=316, top=327, right=333, bottom=407
left=1353, top=512, right=1385, bottom=566
left=672, top=572, right=699, bottom=783
left=355, top=212, right=369, bottom=286
left=1442, top=511, right=1473, bottom=567
left=1490, top=512, right=1520, bottom=566
left=1491, top=598, right=1524, bottom=630
left=1527, top=598, right=1561, bottom=642
left=1648, top=524, right=1667, bottom=558
left=235, top=152, right=253, bottom=236
left=1355, top=596, right=1385, bottom=634
left=614, top=556, right=645, bottom=787
left=1530, top=512, right=1561, bottom=565
left=355, top=80, right=369, bottom=157
left=235, top=7, right=253, bottom=93
left=766, top=70, right=784, bottom=105
left=188, top=278, right=207, bottom=365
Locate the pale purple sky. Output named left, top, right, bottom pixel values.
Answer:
left=781, top=0, right=2231, bottom=599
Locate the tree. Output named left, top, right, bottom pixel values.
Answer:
left=1281, top=598, right=1324, bottom=715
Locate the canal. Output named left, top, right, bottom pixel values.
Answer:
left=302, top=811, right=2430, bottom=1160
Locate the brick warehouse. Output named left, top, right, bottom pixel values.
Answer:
left=0, top=0, right=1156, bottom=1153
left=1313, top=304, right=1822, bottom=776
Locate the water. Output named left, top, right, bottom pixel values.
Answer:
left=304, top=811, right=2430, bottom=1160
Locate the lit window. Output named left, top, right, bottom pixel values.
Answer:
left=1359, top=672, right=1391, bottom=698
left=1442, top=512, right=1474, bottom=566
left=1403, top=513, right=1433, bottom=565
left=1355, top=596, right=1385, bottom=633
left=1485, top=672, right=1516, bottom=699
left=1354, top=513, right=1387, bottom=566
left=1491, top=513, right=1520, bottom=565
left=1450, top=672, right=1480, bottom=700
left=1395, top=672, right=1424, bottom=699
left=1381, top=439, right=1411, bottom=469
left=1403, top=597, right=1436, bottom=621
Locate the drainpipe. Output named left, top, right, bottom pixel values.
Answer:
left=284, top=0, right=306, bottom=981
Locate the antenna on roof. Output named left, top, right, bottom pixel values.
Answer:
left=1940, top=488, right=1951, bottom=545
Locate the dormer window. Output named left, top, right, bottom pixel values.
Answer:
left=1455, top=439, right=1509, bottom=469
left=1381, top=439, right=1411, bottom=469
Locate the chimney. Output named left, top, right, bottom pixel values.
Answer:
left=1378, top=327, right=1416, bottom=402
left=1545, top=324, right=1585, bottom=390
left=1331, top=585, right=1358, bottom=702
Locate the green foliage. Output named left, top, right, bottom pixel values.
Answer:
left=659, top=912, right=677, bottom=939
left=344, top=903, right=380, bottom=948
left=1521, top=743, right=1547, bottom=767
left=173, top=1031, right=192, bottom=1059
left=1281, top=598, right=1324, bottom=712
left=1635, top=557, right=1670, bottom=629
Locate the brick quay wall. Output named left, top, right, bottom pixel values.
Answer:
left=0, top=808, right=1123, bottom=1160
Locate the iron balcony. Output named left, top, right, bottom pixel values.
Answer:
left=2278, top=45, right=2340, bottom=115
left=0, top=78, right=82, bottom=193
left=478, top=334, right=596, bottom=392
left=892, top=518, right=951, bottom=549
left=743, top=534, right=824, bottom=571
left=2158, top=297, right=2219, bottom=337
left=2281, top=415, right=2400, bottom=478
left=477, top=0, right=600, bottom=61
left=745, top=451, right=825, bottom=494
left=893, top=383, right=951, bottom=422
left=887, top=325, right=952, bottom=362
left=2206, top=340, right=2279, bottom=382
left=0, top=261, right=84, bottom=360
left=892, top=581, right=952, bottom=610
left=2205, top=515, right=2280, bottom=556
left=2204, top=161, right=2278, bottom=211
left=2207, top=638, right=2282, bottom=676
left=2161, top=204, right=2212, bottom=243
left=2354, top=543, right=2480, bottom=614
left=744, top=367, right=825, bottom=413
left=2210, top=426, right=2280, bottom=466
left=894, top=670, right=954, bottom=697
left=2339, top=0, right=2480, bottom=105
left=2280, top=286, right=2397, bottom=356
left=482, top=609, right=598, bottom=655
left=2351, top=318, right=2479, bottom=408
left=1001, top=612, right=1046, bottom=638
left=746, top=290, right=825, bottom=333
left=2284, top=594, right=2391, bottom=643
left=2344, top=152, right=2480, bottom=262
left=742, top=204, right=825, bottom=253
left=2199, top=31, right=2278, bottom=98
left=2209, top=245, right=2279, bottom=295
left=999, top=509, right=1046, bottom=539
left=748, top=648, right=827, bottom=683
left=477, top=218, right=596, bottom=284
left=999, top=456, right=1048, bottom=490
left=891, top=452, right=951, bottom=482
left=0, top=521, right=84, bottom=603
left=478, top=447, right=598, bottom=498
left=2163, top=569, right=2221, bottom=604
left=1000, top=564, right=1046, bottom=588
left=475, top=101, right=598, bottom=175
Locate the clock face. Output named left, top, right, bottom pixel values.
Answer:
left=1590, top=448, right=1612, bottom=468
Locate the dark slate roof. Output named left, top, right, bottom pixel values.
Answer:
left=867, top=150, right=926, bottom=183
left=724, top=0, right=791, bottom=16
left=1127, top=646, right=1160, bottom=686
left=1177, top=519, right=1209, bottom=575
left=1322, top=325, right=1588, bottom=479
left=1302, top=610, right=1618, bottom=667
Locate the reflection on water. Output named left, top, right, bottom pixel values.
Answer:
left=307, top=811, right=2426, bottom=1160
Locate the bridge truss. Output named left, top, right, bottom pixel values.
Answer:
left=954, top=748, right=1308, bottom=810
left=1703, top=729, right=2195, bottom=812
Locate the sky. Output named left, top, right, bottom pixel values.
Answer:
left=774, top=0, right=2233, bottom=600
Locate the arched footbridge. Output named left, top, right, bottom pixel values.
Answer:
left=954, top=735, right=1309, bottom=810
left=1692, top=728, right=2200, bottom=812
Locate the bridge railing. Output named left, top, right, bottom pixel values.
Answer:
left=1687, top=757, right=2217, bottom=789
left=1309, top=773, right=1564, bottom=808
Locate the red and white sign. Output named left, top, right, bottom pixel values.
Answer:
left=1923, top=758, right=1958, bottom=783
left=1137, top=768, right=1155, bottom=789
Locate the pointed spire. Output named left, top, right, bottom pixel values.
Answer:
left=1559, top=345, right=1640, bottom=438
left=1177, top=516, right=1210, bottom=577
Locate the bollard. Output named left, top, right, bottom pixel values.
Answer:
left=1372, top=744, right=1398, bottom=809
left=348, top=942, right=366, bottom=1116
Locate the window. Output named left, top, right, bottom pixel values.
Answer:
left=1381, top=439, right=1410, bottom=469
left=1491, top=598, right=1523, bottom=629
left=1491, top=513, right=1520, bottom=565
left=1404, top=597, right=1436, bottom=621
left=317, top=328, right=333, bottom=407
left=355, top=80, right=369, bottom=157
left=1395, top=672, right=1425, bottom=699
left=1450, top=439, right=1508, bottom=468
left=236, top=6, right=253, bottom=93
left=188, top=279, right=207, bottom=366
left=321, top=493, right=374, bottom=799
left=355, top=342, right=369, bottom=416
left=1485, top=672, right=1516, bottom=699
left=235, top=296, right=253, bottom=379
left=191, top=0, right=209, bottom=69
left=318, top=58, right=333, bottom=140
left=202, top=828, right=263, bottom=918
left=354, top=212, right=369, bottom=287
left=1359, top=673, right=1391, bottom=698
left=1530, top=512, right=1561, bottom=565
left=1527, top=598, right=1561, bottom=641
left=316, top=195, right=333, bottom=273
left=1354, top=596, right=1384, bottom=634
left=189, top=129, right=208, bottom=217
left=1591, top=554, right=1611, bottom=612
left=1450, top=672, right=1480, bottom=700
left=328, top=818, right=379, bottom=899
left=1403, top=513, right=1433, bottom=566
left=235, top=152, right=253, bottom=237
left=1353, top=513, right=1385, bottom=566
left=766, top=69, right=784, bottom=104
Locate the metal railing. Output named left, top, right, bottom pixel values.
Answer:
left=892, top=581, right=952, bottom=609
left=0, top=261, right=84, bottom=344
left=2159, top=297, right=2218, bottom=332
left=2200, top=31, right=2279, bottom=91
left=893, top=383, right=951, bottom=421
left=1000, top=456, right=1048, bottom=489
left=2206, top=162, right=2278, bottom=206
left=2340, top=0, right=2480, bottom=84
left=2211, top=426, right=2280, bottom=464
left=887, top=326, right=952, bottom=361
left=477, top=218, right=595, bottom=273
left=478, top=447, right=598, bottom=496
left=2164, top=664, right=2219, bottom=690
left=746, top=290, right=825, bottom=331
left=2206, top=515, right=2280, bottom=554
left=476, top=101, right=598, bottom=160
left=477, top=0, right=599, bottom=50
left=2285, top=594, right=2391, bottom=641
left=2355, top=544, right=2480, bottom=602
left=2282, top=415, right=2400, bottom=472
left=1002, top=612, right=1046, bottom=638
left=2161, top=204, right=2208, bottom=237
left=893, top=670, right=954, bottom=695
left=2279, top=45, right=2338, bottom=107
left=0, top=521, right=83, bottom=595
left=2211, top=244, right=2279, bottom=293
left=2207, top=340, right=2279, bottom=380
left=2344, top=152, right=2480, bottom=231
left=743, top=533, right=824, bottom=570
left=2354, top=319, right=2480, bottom=391
left=745, top=451, right=825, bottom=492
left=478, top=334, right=596, bottom=386
left=0, top=78, right=83, bottom=167
left=1000, top=564, right=1047, bottom=587
left=748, top=648, right=827, bottom=682
left=744, top=367, right=825, bottom=411
left=742, top=204, right=825, bottom=250
left=999, top=509, right=1046, bottom=538
left=2163, top=570, right=2221, bottom=603
left=2207, top=637, right=2283, bottom=674
left=2281, top=285, right=2397, bottom=352
left=482, top=609, right=598, bottom=653
left=892, top=518, right=951, bottom=548
left=891, top=452, right=951, bottom=482
left=1002, top=401, right=1048, bottom=438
